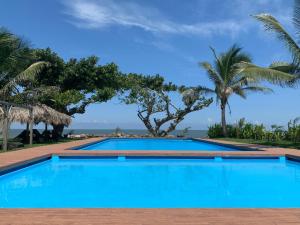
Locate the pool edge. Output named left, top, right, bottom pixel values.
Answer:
left=68, top=137, right=261, bottom=151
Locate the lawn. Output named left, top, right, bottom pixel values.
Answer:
left=0, top=138, right=83, bottom=153
left=215, top=138, right=300, bottom=150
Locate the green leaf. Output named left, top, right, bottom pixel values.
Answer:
left=237, top=61, right=295, bottom=85
left=253, top=13, right=300, bottom=64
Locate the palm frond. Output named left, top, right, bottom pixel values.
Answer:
left=294, top=0, right=300, bottom=36
left=222, top=45, right=242, bottom=83
left=0, top=29, right=32, bottom=77
left=230, top=75, right=250, bottom=86
left=231, top=86, right=246, bottom=99
left=241, top=86, right=273, bottom=94
left=253, top=14, right=300, bottom=64
left=237, top=61, right=295, bottom=85
left=218, top=45, right=252, bottom=84
left=209, top=46, right=225, bottom=80
left=199, top=62, right=223, bottom=85
left=232, top=85, right=272, bottom=99
left=0, top=61, right=49, bottom=97
left=13, top=61, right=48, bottom=83
left=270, top=61, right=298, bottom=73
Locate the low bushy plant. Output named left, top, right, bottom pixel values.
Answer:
left=207, top=118, right=300, bottom=143
left=207, top=124, right=223, bottom=138
left=286, top=118, right=300, bottom=143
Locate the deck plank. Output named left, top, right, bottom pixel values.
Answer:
left=1, top=209, right=300, bottom=225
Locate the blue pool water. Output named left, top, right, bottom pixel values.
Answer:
left=77, top=138, right=238, bottom=151
left=1, top=156, right=300, bottom=208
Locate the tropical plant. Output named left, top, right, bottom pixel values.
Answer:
left=253, top=0, right=300, bottom=83
left=207, top=124, right=237, bottom=138
left=253, top=124, right=266, bottom=140
left=0, top=28, right=50, bottom=147
left=0, top=28, right=48, bottom=101
left=236, top=118, right=246, bottom=138
left=208, top=118, right=300, bottom=144
left=287, top=117, right=300, bottom=142
left=199, top=45, right=278, bottom=137
left=207, top=124, right=223, bottom=138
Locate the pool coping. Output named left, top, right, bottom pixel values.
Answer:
left=0, top=137, right=293, bottom=174
left=2, top=154, right=291, bottom=176
left=68, top=137, right=258, bottom=151
left=1, top=137, right=300, bottom=224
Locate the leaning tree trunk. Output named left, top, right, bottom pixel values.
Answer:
left=52, top=124, right=65, bottom=138
left=221, top=103, right=227, bottom=137
left=25, top=123, right=29, bottom=143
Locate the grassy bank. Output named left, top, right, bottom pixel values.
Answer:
left=215, top=138, right=300, bottom=150
left=0, top=138, right=83, bottom=153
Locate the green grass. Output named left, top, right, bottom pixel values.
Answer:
left=0, top=138, right=83, bottom=153
left=215, top=138, right=300, bottom=150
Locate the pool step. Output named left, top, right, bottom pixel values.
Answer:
left=214, top=156, right=223, bottom=162
left=51, top=155, right=60, bottom=162
left=118, top=156, right=126, bottom=162
left=279, top=156, right=286, bottom=163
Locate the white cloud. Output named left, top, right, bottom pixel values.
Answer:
left=61, top=0, right=295, bottom=62
left=62, top=0, right=248, bottom=37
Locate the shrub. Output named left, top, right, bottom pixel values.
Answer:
left=207, top=124, right=223, bottom=138
left=207, top=124, right=236, bottom=138
left=286, top=118, right=300, bottom=143
left=208, top=118, right=300, bottom=143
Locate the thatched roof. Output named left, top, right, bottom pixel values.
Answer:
left=0, top=104, right=71, bottom=126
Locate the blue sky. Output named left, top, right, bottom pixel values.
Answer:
left=1, top=0, right=299, bottom=129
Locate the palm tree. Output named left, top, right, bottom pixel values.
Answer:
left=0, top=28, right=48, bottom=100
left=252, top=0, right=300, bottom=83
left=0, top=28, right=49, bottom=149
left=200, top=45, right=276, bottom=136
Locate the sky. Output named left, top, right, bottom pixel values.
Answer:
left=1, top=0, right=299, bottom=130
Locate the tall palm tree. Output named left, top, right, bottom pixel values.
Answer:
left=253, top=0, right=300, bottom=83
left=0, top=28, right=49, bottom=149
left=200, top=45, right=277, bottom=136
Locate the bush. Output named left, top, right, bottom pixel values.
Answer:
left=207, top=118, right=300, bottom=143
left=286, top=118, right=300, bottom=143
left=207, top=124, right=223, bottom=138
left=207, top=124, right=236, bottom=138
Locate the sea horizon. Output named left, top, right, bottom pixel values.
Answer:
left=8, top=129, right=208, bottom=139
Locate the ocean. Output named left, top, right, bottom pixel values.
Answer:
left=8, top=129, right=208, bottom=138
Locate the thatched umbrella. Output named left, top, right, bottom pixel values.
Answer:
left=38, top=105, right=71, bottom=126
left=0, top=103, right=71, bottom=149
left=4, top=104, right=71, bottom=125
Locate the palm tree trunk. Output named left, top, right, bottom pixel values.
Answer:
left=221, top=103, right=227, bottom=137
left=26, top=123, right=29, bottom=143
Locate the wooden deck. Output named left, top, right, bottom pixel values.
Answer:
left=1, top=209, right=300, bottom=225
left=1, top=137, right=300, bottom=225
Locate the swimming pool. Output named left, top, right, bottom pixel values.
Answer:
left=1, top=156, right=300, bottom=208
left=75, top=138, right=239, bottom=151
